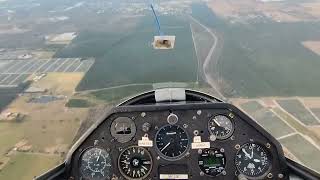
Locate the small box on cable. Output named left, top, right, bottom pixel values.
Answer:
left=153, top=35, right=176, bottom=49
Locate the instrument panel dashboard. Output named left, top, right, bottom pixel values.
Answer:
left=67, top=103, right=289, bottom=180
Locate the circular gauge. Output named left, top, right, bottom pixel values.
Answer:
left=80, top=147, right=112, bottom=180
left=198, top=148, right=226, bottom=177
left=155, top=124, right=189, bottom=160
left=235, top=143, right=271, bottom=178
left=208, top=115, right=234, bottom=140
left=110, top=117, right=136, bottom=143
left=118, top=146, right=152, bottom=179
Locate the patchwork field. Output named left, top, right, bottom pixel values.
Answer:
left=240, top=101, right=264, bottom=114
left=0, top=58, right=93, bottom=87
left=235, top=97, right=320, bottom=172
left=276, top=99, right=320, bottom=126
left=239, top=101, right=295, bottom=139
left=279, top=134, right=320, bottom=172
left=55, top=15, right=197, bottom=91
left=0, top=153, right=60, bottom=180
left=192, top=4, right=320, bottom=97
left=0, top=73, right=89, bottom=177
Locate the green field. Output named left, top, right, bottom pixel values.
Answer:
left=66, top=99, right=94, bottom=108
left=277, top=99, right=320, bottom=126
left=240, top=101, right=264, bottom=114
left=254, top=109, right=295, bottom=138
left=0, top=118, right=80, bottom=156
left=0, top=122, right=25, bottom=158
left=280, top=134, right=320, bottom=172
left=190, top=20, right=215, bottom=84
left=89, top=84, right=153, bottom=103
left=0, top=153, right=60, bottom=180
left=240, top=101, right=294, bottom=138
left=274, top=107, right=320, bottom=146
left=192, top=4, right=320, bottom=97
left=55, top=15, right=197, bottom=91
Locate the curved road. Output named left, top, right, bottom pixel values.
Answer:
left=190, top=16, right=225, bottom=99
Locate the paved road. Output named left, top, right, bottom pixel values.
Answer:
left=189, top=16, right=225, bottom=99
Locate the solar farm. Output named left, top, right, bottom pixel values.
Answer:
left=0, top=58, right=94, bottom=87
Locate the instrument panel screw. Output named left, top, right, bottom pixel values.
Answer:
left=167, top=113, right=179, bottom=124
left=278, top=173, right=284, bottom=178
left=231, top=136, right=235, bottom=140
left=106, top=148, right=110, bottom=152
left=197, top=110, right=202, bottom=115
left=141, top=112, right=146, bottom=117
left=118, top=147, right=123, bottom=152
left=267, top=173, right=273, bottom=179
left=266, top=143, right=271, bottom=148
left=228, top=113, right=234, bottom=118
left=209, top=135, right=216, bottom=142
left=154, top=126, right=159, bottom=130
left=235, top=144, right=241, bottom=150
left=198, top=149, right=203, bottom=154
left=193, top=130, right=199, bottom=136
left=156, top=156, right=160, bottom=160
left=183, top=124, right=188, bottom=129
left=200, top=171, right=205, bottom=176
left=222, top=170, right=227, bottom=176
left=132, top=116, right=135, bottom=120
left=192, top=116, right=197, bottom=120
left=220, top=148, right=225, bottom=153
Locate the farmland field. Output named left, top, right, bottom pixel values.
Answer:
left=89, top=84, right=153, bottom=103
left=66, top=99, right=94, bottom=108
left=277, top=99, right=320, bottom=126
left=240, top=101, right=264, bottom=114
left=253, top=109, right=295, bottom=138
left=192, top=4, right=320, bottom=97
left=280, top=134, right=320, bottom=172
left=0, top=153, right=60, bottom=180
left=55, top=15, right=198, bottom=91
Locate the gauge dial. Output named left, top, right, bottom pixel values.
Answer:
left=198, top=148, right=226, bottom=177
left=80, top=147, right=112, bottom=180
left=208, top=115, right=234, bottom=140
left=155, top=125, right=189, bottom=160
left=110, top=117, right=136, bottom=143
left=235, top=143, right=271, bottom=178
left=118, top=146, right=152, bottom=179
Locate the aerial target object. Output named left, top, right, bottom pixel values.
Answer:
left=153, top=35, right=176, bottom=49
left=150, top=4, right=176, bottom=50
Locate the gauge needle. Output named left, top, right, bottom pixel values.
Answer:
left=251, top=148, right=254, bottom=159
left=97, top=150, right=101, bottom=161
left=242, top=149, right=251, bottom=159
left=213, top=118, right=221, bottom=127
left=161, top=142, right=171, bottom=152
left=254, top=159, right=261, bottom=163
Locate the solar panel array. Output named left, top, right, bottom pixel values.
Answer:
left=0, top=58, right=94, bottom=87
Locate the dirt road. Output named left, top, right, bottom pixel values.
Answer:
left=189, top=16, right=225, bottom=99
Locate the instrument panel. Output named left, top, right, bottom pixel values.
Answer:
left=67, top=103, right=288, bottom=180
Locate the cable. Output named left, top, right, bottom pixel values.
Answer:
left=150, top=2, right=163, bottom=36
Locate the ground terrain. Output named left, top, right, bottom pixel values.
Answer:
left=1, top=0, right=320, bottom=178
